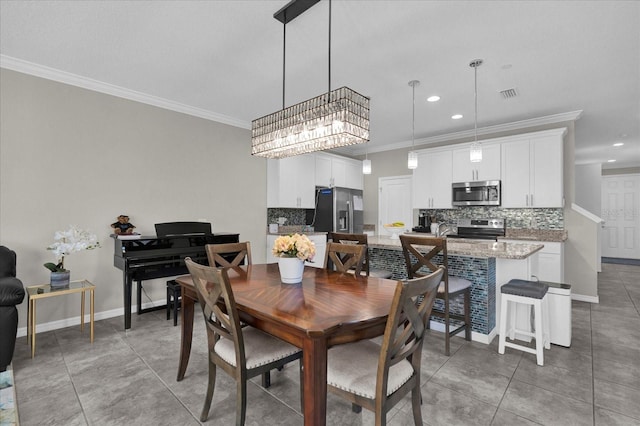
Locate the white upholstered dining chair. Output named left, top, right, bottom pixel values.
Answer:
left=326, top=266, right=445, bottom=425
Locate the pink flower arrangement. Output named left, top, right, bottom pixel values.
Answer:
left=272, top=233, right=316, bottom=261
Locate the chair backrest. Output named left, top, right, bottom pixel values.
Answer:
left=329, top=232, right=370, bottom=276
left=323, top=242, right=366, bottom=276
left=206, top=242, right=252, bottom=268
left=185, top=257, right=246, bottom=367
left=377, top=266, right=444, bottom=400
left=399, top=235, right=448, bottom=279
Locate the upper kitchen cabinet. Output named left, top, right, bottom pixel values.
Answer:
left=412, top=148, right=452, bottom=209
left=315, top=152, right=363, bottom=190
left=452, top=143, right=501, bottom=182
left=501, top=128, right=566, bottom=208
left=267, top=154, right=316, bottom=208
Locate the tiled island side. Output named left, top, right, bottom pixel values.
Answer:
left=366, top=236, right=544, bottom=343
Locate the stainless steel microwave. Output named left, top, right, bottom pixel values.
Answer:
left=452, top=180, right=501, bottom=206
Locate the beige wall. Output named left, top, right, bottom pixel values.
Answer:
left=0, top=69, right=268, bottom=330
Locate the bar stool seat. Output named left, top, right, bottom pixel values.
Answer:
left=498, top=279, right=550, bottom=366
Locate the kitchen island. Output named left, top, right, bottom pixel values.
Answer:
left=366, top=235, right=543, bottom=343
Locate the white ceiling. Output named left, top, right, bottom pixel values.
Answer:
left=1, top=0, right=639, bottom=169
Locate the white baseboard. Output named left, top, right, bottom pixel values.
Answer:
left=16, top=298, right=167, bottom=338
left=572, top=294, right=599, bottom=304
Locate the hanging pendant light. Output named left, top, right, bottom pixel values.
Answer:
left=469, top=59, right=483, bottom=163
left=362, top=151, right=372, bottom=175
left=407, top=80, right=420, bottom=170
left=251, top=0, right=370, bottom=159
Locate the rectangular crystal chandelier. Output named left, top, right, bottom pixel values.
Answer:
left=251, top=86, right=370, bottom=159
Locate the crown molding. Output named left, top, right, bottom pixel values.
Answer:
left=0, top=55, right=251, bottom=129
left=348, top=110, right=583, bottom=155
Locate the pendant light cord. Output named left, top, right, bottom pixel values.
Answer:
left=328, top=0, right=332, bottom=94
left=474, top=64, right=478, bottom=142
left=282, top=21, right=286, bottom=109
left=412, top=82, right=415, bottom=148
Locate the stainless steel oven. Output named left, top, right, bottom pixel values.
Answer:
left=447, top=218, right=506, bottom=241
left=452, top=180, right=501, bottom=207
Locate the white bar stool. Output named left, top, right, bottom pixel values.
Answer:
left=498, top=279, right=550, bottom=366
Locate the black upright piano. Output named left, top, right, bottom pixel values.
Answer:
left=113, top=221, right=239, bottom=329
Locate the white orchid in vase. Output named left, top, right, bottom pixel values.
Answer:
left=44, top=225, right=101, bottom=272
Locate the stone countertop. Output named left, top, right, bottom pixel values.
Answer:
left=500, top=228, right=568, bottom=242
left=368, top=235, right=544, bottom=260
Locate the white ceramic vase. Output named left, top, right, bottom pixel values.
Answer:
left=278, top=257, right=304, bottom=284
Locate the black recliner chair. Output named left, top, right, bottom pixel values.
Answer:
left=0, top=246, right=25, bottom=371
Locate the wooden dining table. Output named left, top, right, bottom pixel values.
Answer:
left=175, top=262, right=399, bottom=426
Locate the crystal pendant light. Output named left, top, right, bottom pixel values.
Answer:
left=362, top=151, right=372, bottom=175
left=407, top=80, right=420, bottom=169
left=469, top=59, right=483, bottom=163
left=251, top=0, right=370, bottom=159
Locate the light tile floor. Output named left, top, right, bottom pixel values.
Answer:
left=11, top=262, right=640, bottom=425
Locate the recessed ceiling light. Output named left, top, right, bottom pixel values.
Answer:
left=607, top=159, right=617, bottom=163
left=452, top=114, right=463, bottom=120
left=613, top=142, right=624, bottom=147
left=427, top=95, right=440, bottom=102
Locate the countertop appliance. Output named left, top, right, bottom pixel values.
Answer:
left=452, top=180, right=501, bottom=206
left=412, top=213, right=432, bottom=233
left=447, top=218, right=506, bottom=241
left=314, top=187, right=364, bottom=234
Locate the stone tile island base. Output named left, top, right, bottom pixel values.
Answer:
left=367, top=236, right=543, bottom=345
left=370, top=247, right=496, bottom=342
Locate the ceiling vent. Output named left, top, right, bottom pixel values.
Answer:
left=500, top=88, right=518, bottom=99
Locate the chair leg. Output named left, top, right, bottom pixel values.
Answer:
left=444, top=296, right=451, bottom=356
left=534, top=299, right=544, bottom=366
left=166, top=285, right=171, bottom=320
left=412, top=385, right=423, bottom=425
left=261, top=371, right=271, bottom=388
left=298, top=360, right=304, bottom=413
left=236, top=379, right=248, bottom=426
left=498, top=296, right=509, bottom=355
left=200, top=360, right=217, bottom=422
left=464, top=289, right=472, bottom=341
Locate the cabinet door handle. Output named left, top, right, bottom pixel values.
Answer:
left=531, top=194, right=534, bottom=206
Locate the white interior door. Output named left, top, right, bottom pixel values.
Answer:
left=601, top=174, right=640, bottom=259
left=378, top=175, right=412, bottom=236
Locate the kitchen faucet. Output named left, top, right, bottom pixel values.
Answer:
left=437, top=222, right=452, bottom=237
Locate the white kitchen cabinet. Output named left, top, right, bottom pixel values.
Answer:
left=267, top=154, right=316, bottom=208
left=452, top=143, right=501, bottom=182
left=266, top=234, right=327, bottom=269
left=501, top=129, right=565, bottom=208
left=314, top=153, right=363, bottom=190
left=412, top=149, right=452, bottom=209
left=501, top=239, right=564, bottom=283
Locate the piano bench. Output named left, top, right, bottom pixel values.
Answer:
left=166, top=280, right=181, bottom=326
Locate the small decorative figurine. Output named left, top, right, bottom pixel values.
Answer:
left=111, top=215, right=136, bottom=235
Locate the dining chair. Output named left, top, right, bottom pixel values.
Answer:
left=323, top=242, right=366, bottom=276
left=326, top=266, right=444, bottom=426
left=184, top=257, right=302, bottom=425
left=399, top=235, right=472, bottom=356
left=206, top=241, right=252, bottom=268
left=329, top=232, right=393, bottom=278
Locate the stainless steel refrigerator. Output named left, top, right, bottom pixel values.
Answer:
left=314, top=187, right=364, bottom=234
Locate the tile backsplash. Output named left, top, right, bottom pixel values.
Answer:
left=421, top=207, right=564, bottom=229
left=267, top=208, right=308, bottom=226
